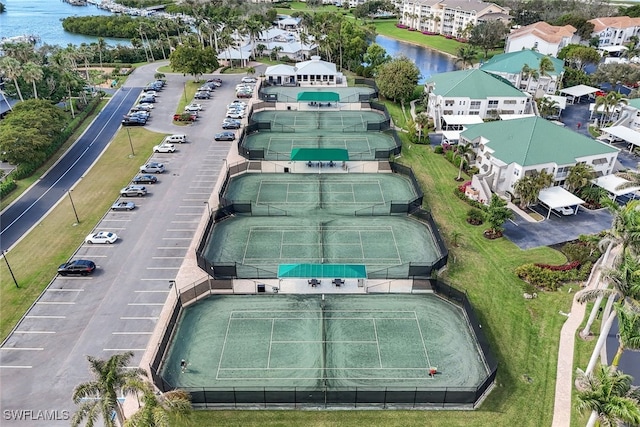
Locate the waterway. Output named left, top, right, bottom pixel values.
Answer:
left=375, top=35, right=457, bottom=84
left=0, top=0, right=130, bottom=47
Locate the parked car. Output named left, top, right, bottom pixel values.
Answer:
left=58, top=259, right=96, bottom=276
left=139, top=162, right=165, bottom=173
left=236, top=91, right=252, bottom=98
left=241, top=76, right=257, bottom=83
left=173, top=113, right=197, bottom=122
left=214, top=131, right=236, bottom=141
left=131, top=104, right=153, bottom=112
left=139, top=96, right=156, bottom=103
left=164, top=134, right=187, bottom=144
left=142, top=90, right=158, bottom=97
left=128, top=111, right=150, bottom=120
left=153, top=142, right=176, bottom=153
left=194, top=91, right=211, bottom=99
left=132, top=174, right=157, bottom=184
left=207, top=78, right=222, bottom=83
left=120, top=185, right=147, bottom=197
left=85, top=231, right=118, bottom=244
left=226, top=111, right=244, bottom=119
left=153, top=79, right=166, bottom=87
left=230, top=100, right=247, bottom=107
left=222, top=121, right=241, bottom=129
left=184, top=103, right=203, bottom=112
left=112, top=200, right=136, bottom=211
left=122, top=117, right=146, bottom=126
left=197, top=86, right=213, bottom=92
left=554, top=206, right=574, bottom=216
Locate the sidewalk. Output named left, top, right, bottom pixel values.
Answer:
left=551, top=245, right=618, bottom=426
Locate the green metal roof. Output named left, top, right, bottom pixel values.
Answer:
left=480, top=50, right=564, bottom=76
left=628, top=98, right=640, bottom=110
left=290, top=148, right=349, bottom=161
left=296, top=91, right=340, bottom=102
left=278, top=264, right=367, bottom=278
left=461, top=117, right=618, bottom=166
left=425, top=69, right=527, bottom=98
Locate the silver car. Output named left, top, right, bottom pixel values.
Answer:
left=139, top=162, right=165, bottom=174
left=120, top=185, right=147, bottom=197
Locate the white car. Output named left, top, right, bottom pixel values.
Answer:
left=133, top=104, right=153, bottom=111
left=184, top=103, right=203, bottom=112
left=241, top=77, right=256, bottom=83
left=227, top=103, right=246, bottom=110
left=142, top=91, right=158, bottom=97
left=85, top=231, right=118, bottom=244
left=554, top=206, right=574, bottom=216
left=164, top=134, right=187, bottom=144
left=226, top=111, right=244, bottom=119
left=153, top=142, right=176, bottom=153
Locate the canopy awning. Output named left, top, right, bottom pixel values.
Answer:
left=538, top=186, right=584, bottom=219
left=601, top=125, right=640, bottom=146
left=559, top=84, right=600, bottom=98
left=278, top=264, right=367, bottom=278
left=499, top=114, right=536, bottom=121
left=297, top=92, right=340, bottom=102
left=290, top=148, right=349, bottom=161
left=441, top=115, right=484, bottom=125
left=543, top=94, right=567, bottom=111
left=592, top=174, right=640, bottom=196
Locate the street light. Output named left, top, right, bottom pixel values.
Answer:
left=68, top=189, right=80, bottom=224
left=126, top=127, right=135, bottom=156
left=2, top=250, right=19, bottom=288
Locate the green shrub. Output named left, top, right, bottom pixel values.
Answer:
left=467, top=166, right=479, bottom=175
left=0, top=178, right=17, bottom=198
left=467, top=207, right=484, bottom=225
left=515, top=261, right=592, bottom=291
left=562, top=242, right=600, bottom=264
left=433, top=145, right=444, bottom=154
left=454, top=187, right=487, bottom=211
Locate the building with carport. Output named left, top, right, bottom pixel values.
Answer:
left=558, top=84, right=600, bottom=104
left=537, top=186, right=585, bottom=219
left=592, top=174, right=640, bottom=203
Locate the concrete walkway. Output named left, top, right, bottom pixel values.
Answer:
left=551, top=244, right=619, bottom=427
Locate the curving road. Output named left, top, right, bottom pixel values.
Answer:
left=0, top=87, right=141, bottom=251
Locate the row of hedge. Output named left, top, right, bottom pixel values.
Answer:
left=515, top=262, right=592, bottom=291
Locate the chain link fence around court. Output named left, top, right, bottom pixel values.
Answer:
left=149, top=289, right=496, bottom=409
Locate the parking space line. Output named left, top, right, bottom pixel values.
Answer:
left=56, top=277, right=93, bottom=280
left=0, top=366, right=32, bottom=369
left=157, top=246, right=188, bottom=249
left=169, top=222, right=199, bottom=225
left=188, top=186, right=213, bottom=189
left=1, top=348, right=44, bottom=351
left=175, top=213, right=201, bottom=216
left=112, top=332, right=153, bottom=335
left=134, top=290, right=169, bottom=293
left=14, top=331, right=56, bottom=334
left=182, top=199, right=208, bottom=202
left=146, top=267, right=180, bottom=270
left=152, top=256, right=184, bottom=259
left=162, top=237, right=192, bottom=240
left=139, top=278, right=174, bottom=281
left=127, top=303, right=165, bottom=306
left=186, top=192, right=211, bottom=195
left=26, top=315, right=66, bottom=319
left=47, top=289, right=83, bottom=292
left=103, top=348, right=146, bottom=352
left=120, top=317, right=159, bottom=320
left=167, top=229, right=195, bottom=232
left=81, top=254, right=108, bottom=257
left=36, top=301, right=75, bottom=305
left=101, top=219, right=132, bottom=222
left=178, top=205, right=204, bottom=208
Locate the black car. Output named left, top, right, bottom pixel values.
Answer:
left=58, top=259, right=96, bottom=276
left=214, top=132, right=236, bottom=141
left=122, top=118, right=146, bottom=126
left=222, top=121, right=241, bottom=129
left=132, top=174, right=158, bottom=184
left=194, top=91, right=211, bottom=99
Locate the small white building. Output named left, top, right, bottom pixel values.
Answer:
left=505, top=22, right=578, bottom=56
left=264, top=56, right=346, bottom=87
left=588, top=16, right=640, bottom=48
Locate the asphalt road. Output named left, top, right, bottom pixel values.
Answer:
left=0, top=62, right=249, bottom=425
left=0, top=88, right=141, bottom=251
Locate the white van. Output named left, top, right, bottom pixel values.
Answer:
left=164, top=134, right=187, bottom=144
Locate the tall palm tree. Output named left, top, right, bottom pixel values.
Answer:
left=97, top=38, right=106, bottom=71
left=538, top=55, right=555, bottom=77
left=21, top=61, right=43, bottom=99
left=610, top=302, right=640, bottom=371
left=566, top=163, right=596, bottom=193
left=455, top=45, right=477, bottom=69
left=72, top=352, right=147, bottom=427
left=514, top=170, right=553, bottom=209
left=123, top=382, right=191, bottom=427
left=575, top=364, right=640, bottom=427
left=0, top=56, right=24, bottom=101
left=414, top=112, right=429, bottom=141
left=455, top=142, right=474, bottom=181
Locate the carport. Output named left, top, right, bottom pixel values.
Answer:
left=592, top=174, right=640, bottom=201
left=538, top=186, right=584, bottom=219
left=440, top=115, right=483, bottom=131
left=600, top=126, right=640, bottom=151
left=559, top=84, right=600, bottom=104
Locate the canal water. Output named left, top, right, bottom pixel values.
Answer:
left=0, top=0, right=130, bottom=46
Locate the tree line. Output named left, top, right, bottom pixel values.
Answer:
left=62, top=15, right=181, bottom=39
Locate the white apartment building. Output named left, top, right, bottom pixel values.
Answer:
left=505, top=22, right=578, bottom=56
left=588, top=16, right=640, bottom=48
left=399, top=0, right=510, bottom=37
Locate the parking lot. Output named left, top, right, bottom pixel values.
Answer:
left=0, top=62, right=259, bottom=425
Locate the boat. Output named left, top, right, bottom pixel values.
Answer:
left=0, top=35, right=40, bottom=47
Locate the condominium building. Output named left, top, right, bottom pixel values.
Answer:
left=588, top=16, right=640, bottom=48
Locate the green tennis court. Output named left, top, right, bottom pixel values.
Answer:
left=203, top=215, right=441, bottom=277
left=223, top=173, right=417, bottom=214
left=242, top=133, right=396, bottom=160
left=161, top=294, right=489, bottom=389
left=260, top=86, right=376, bottom=103
left=251, top=111, right=386, bottom=132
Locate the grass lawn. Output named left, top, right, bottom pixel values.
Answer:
left=0, top=127, right=164, bottom=340
left=173, top=114, right=580, bottom=425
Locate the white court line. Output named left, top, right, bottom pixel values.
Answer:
left=26, top=315, right=65, bottom=319
left=127, top=303, right=165, bottom=306
left=414, top=313, right=432, bottom=368
left=120, top=317, right=159, bottom=320
left=36, top=301, right=75, bottom=305
left=373, top=319, right=382, bottom=368
left=0, top=366, right=32, bottom=369
left=146, top=267, right=180, bottom=270
left=216, top=313, right=234, bottom=381
left=47, top=289, right=83, bottom=292
left=14, top=331, right=56, bottom=334
left=1, top=347, right=43, bottom=351
left=267, top=319, right=274, bottom=369
left=112, top=332, right=153, bottom=335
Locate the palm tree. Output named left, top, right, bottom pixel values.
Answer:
left=455, top=142, right=474, bottom=181
left=537, top=96, right=560, bottom=119
left=575, top=364, right=640, bottom=427
left=610, top=302, right=640, bottom=370
left=0, top=56, right=24, bottom=101
left=123, top=382, right=191, bottom=427
left=97, top=38, right=106, bottom=71
left=455, top=45, right=477, bottom=69
left=21, top=61, right=43, bottom=99
left=566, top=163, right=596, bottom=193
left=538, top=55, right=555, bottom=77
left=414, top=112, right=429, bottom=141
left=513, top=170, right=553, bottom=209
left=72, top=352, right=147, bottom=427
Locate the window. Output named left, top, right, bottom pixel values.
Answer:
left=445, top=100, right=455, bottom=106
left=488, top=100, right=498, bottom=107
left=504, top=100, right=516, bottom=104
left=470, top=101, right=481, bottom=109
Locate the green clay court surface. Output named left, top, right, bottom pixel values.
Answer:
left=223, top=173, right=418, bottom=214
left=162, top=294, right=489, bottom=389
left=260, top=87, right=376, bottom=103
left=203, top=216, right=440, bottom=277
left=250, top=110, right=387, bottom=132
